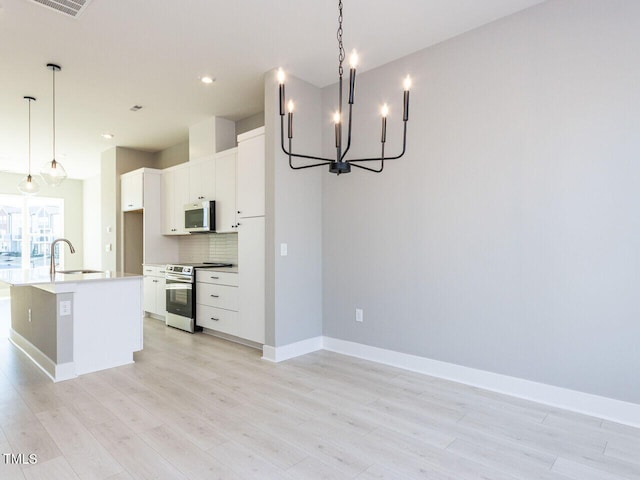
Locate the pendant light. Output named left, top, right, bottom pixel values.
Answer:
left=40, top=63, right=67, bottom=186
left=18, top=96, right=41, bottom=195
left=278, top=0, right=411, bottom=174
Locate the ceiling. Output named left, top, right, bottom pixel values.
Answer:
left=0, top=0, right=545, bottom=180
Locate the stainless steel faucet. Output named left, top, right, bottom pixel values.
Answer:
left=50, top=238, right=76, bottom=275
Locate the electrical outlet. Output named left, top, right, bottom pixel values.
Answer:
left=355, top=308, right=364, bottom=323
left=59, top=300, right=71, bottom=317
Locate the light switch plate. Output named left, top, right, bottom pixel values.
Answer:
left=280, top=243, right=288, bottom=256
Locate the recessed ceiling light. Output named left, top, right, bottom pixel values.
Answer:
left=102, top=133, right=114, bottom=139
left=200, top=76, right=215, bottom=84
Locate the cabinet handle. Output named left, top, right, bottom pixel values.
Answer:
left=210, top=317, right=219, bottom=321
left=145, top=269, right=152, bottom=272
left=210, top=276, right=219, bottom=279
left=153, top=279, right=158, bottom=283
left=236, top=222, right=241, bottom=227
left=237, top=210, right=241, bottom=214
left=198, top=196, right=205, bottom=199
left=210, top=294, right=219, bottom=298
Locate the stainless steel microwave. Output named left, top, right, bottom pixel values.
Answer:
left=184, top=201, right=216, bottom=233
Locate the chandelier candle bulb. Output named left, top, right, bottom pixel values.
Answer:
left=287, top=100, right=294, bottom=139
left=403, top=75, right=411, bottom=121
left=348, top=49, right=357, bottom=104
left=381, top=104, right=389, bottom=143
left=334, top=111, right=341, bottom=148
left=277, top=68, right=286, bottom=116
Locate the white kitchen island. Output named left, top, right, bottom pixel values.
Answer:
left=0, top=268, right=143, bottom=382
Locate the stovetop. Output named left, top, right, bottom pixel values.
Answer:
left=165, top=262, right=234, bottom=277
left=168, top=262, right=233, bottom=268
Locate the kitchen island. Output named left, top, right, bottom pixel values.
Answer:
left=0, top=268, right=143, bottom=382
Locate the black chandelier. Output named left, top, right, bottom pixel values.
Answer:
left=278, top=0, right=411, bottom=174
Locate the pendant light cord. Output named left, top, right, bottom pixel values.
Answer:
left=337, top=0, right=344, bottom=78
left=28, top=98, right=32, bottom=174
left=52, top=67, right=56, bottom=162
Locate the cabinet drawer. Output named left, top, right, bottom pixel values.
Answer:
left=143, top=265, right=166, bottom=277
left=196, top=282, right=238, bottom=311
left=196, top=270, right=238, bottom=286
left=196, top=304, right=238, bottom=335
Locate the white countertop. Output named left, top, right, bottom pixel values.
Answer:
left=0, top=267, right=142, bottom=289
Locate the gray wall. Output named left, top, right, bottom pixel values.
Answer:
left=265, top=70, right=323, bottom=347
left=237, top=112, right=265, bottom=136
left=154, top=141, right=189, bottom=169
left=321, top=0, right=640, bottom=404
left=100, top=147, right=156, bottom=271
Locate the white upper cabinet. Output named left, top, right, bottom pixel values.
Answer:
left=161, top=167, right=189, bottom=235
left=188, top=157, right=216, bottom=202
left=121, top=171, right=144, bottom=211
left=214, top=148, right=238, bottom=233
left=236, top=127, right=265, bottom=218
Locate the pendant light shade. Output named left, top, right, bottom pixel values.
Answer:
left=40, top=63, right=67, bottom=187
left=18, top=96, right=40, bottom=196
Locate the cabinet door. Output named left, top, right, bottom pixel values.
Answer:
left=174, top=167, right=189, bottom=235
left=143, top=276, right=157, bottom=314
left=162, top=167, right=189, bottom=235
left=189, top=158, right=216, bottom=202
left=161, top=171, right=175, bottom=234
left=122, top=172, right=144, bottom=211
left=237, top=216, right=265, bottom=343
left=215, top=150, right=237, bottom=233
left=156, top=276, right=166, bottom=315
left=237, top=132, right=265, bottom=218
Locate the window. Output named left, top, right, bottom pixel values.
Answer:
left=0, top=194, right=64, bottom=270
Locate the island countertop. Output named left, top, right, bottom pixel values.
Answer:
left=0, top=268, right=142, bottom=292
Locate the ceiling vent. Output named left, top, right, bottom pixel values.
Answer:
left=30, top=0, right=92, bottom=18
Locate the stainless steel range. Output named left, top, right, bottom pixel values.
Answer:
left=165, top=262, right=233, bottom=333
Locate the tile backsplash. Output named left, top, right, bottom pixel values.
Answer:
left=178, top=233, right=238, bottom=265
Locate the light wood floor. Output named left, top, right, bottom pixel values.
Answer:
left=1, top=310, right=639, bottom=479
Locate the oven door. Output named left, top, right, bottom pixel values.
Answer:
left=165, top=274, right=195, bottom=332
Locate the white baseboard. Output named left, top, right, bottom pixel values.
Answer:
left=323, top=336, right=640, bottom=428
left=262, top=334, right=640, bottom=427
left=262, top=336, right=323, bottom=362
left=9, top=329, right=76, bottom=382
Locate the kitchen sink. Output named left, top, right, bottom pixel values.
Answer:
left=57, top=269, right=103, bottom=274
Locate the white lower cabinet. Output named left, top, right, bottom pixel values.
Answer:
left=196, top=304, right=238, bottom=335
left=196, top=270, right=239, bottom=336
left=143, top=265, right=166, bottom=317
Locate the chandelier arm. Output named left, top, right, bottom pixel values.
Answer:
left=350, top=161, right=383, bottom=173
left=350, top=141, right=385, bottom=173
left=280, top=117, right=334, bottom=165
left=287, top=139, right=331, bottom=170
left=347, top=122, right=407, bottom=163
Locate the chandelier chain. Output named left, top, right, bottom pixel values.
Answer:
left=337, top=0, right=344, bottom=77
